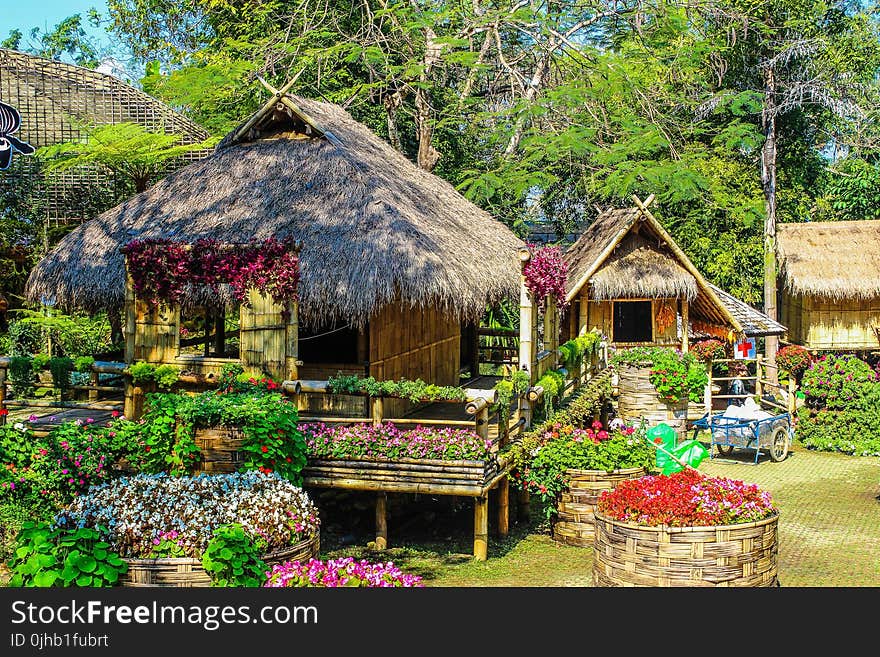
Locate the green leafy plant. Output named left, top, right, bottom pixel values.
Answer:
left=776, top=345, right=812, bottom=381
left=73, top=356, right=95, bottom=372
left=48, top=356, right=74, bottom=394
left=326, top=374, right=468, bottom=403
left=534, top=369, right=567, bottom=418
left=7, top=355, right=35, bottom=398
left=31, top=353, right=51, bottom=371
left=126, top=361, right=178, bottom=389
left=612, top=347, right=707, bottom=404
left=152, top=364, right=179, bottom=389
left=7, top=521, right=127, bottom=587
left=200, top=523, right=267, bottom=587
left=127, top=361, right=157, bottom=385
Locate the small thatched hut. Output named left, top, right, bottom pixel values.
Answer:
left=777, top=220, right=880, bottom=351
left=561, top=198, right=785, bottom=348
left=25, top=89, right=524, bottom=412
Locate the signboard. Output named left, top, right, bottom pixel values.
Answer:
left=0, top=100, right=35, bottom=169
left=734, top=338, right=756, bottom=360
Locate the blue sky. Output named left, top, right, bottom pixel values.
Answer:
left=3, top=1, right=111, bottom=47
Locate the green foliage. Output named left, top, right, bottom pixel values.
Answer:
left=48, top=356, right=74, bottom=393
left=7, top=521, right=128, bottom=587
left=126, top=361, right=179, bottom=389
left=326, top=374, right=468, bottom=404
left=800, top=354, right=877, bottom=410
left=38, top=122, right=219, bottom=193
left=125, top=389, right=308, bottom=483
left=0, top=501, right=55, bottom=564
left=493, top=368, right=531, bottom=426
left=4, top=310, right=115, bottom=359
left=7, top=355, right=35, bottom=398
left=612, top=347, right=707, bottom=404
left=796, top=402, right=880, bottom=457
left=200, top=523, right=267, bottom=588
left=73, top=356, right=95, bottom=372
left=31, top=353, right=51, bottom=371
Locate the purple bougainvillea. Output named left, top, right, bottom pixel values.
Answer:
left=522, top=243, right=568, bottom=312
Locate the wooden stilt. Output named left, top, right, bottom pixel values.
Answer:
left=518, top=488, right=530, bottom=523
left=375, top=492, right=388, bottom=550
left=497, top=478, right=509, bottom=538
left=474, top=495, right=489, bottom=561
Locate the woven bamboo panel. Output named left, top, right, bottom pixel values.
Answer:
left=616, top=363, right=688, bottom=437
left=552, top=467, right=647, bottom=547
left=121, top=532, right=320, bottom=587
left=592, top=512, right=779, bottom=587
left=193, top=426, right=246, bottom=474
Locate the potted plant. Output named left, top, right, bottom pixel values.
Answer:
left=56, top=470, right=320, bottom=587
left=593, top=467, right=779, bottom=587
left=510, top=419, right=654, bottom=546
left=776, top=344, right=812, bottom=384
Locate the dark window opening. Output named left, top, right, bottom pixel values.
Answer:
left=179, top=306, right=240, bottom=358
left=299, top=321, right=359, bottom=364
left=613, top=301, right=652, bottom=343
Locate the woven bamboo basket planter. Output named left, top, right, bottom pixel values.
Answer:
left=592, top=511, right=779, bottom=587
left=120, top=530, right=320, bottom=588
left=551, top=466, right=648, bottom=547
left=616, top=363, right=688, bottom=439
left=193, top=426, right=246, bottom=474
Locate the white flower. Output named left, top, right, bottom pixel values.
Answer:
left=13, top=422, right=26, bottom=432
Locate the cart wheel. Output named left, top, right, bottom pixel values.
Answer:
left=715, top=444, right=735, bottom=456
left=769, top=426, right=790, bottom=462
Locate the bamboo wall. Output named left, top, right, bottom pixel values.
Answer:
left=369, top=302, right=461, bottom=418
left=577, top=294, right=680, bottom=346
left=782, top=292, right=880, bottom=350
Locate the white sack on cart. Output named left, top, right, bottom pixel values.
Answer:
left=713, top=398, right=774, bottom=442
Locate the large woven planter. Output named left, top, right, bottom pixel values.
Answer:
left=551, top=466, right=648, bottom=547
left=120, top=531, right=320, bottom=588
left=616, top=363, right=688, bottom=438
left=193, top=426, right=246, bottom=474
left=592, top=512, right=779, bottom=587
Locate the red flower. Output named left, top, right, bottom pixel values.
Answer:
left=0, top=408, right=8, bottom=417
left=111, top=410, right=121, bottom=418
left=260, top=445, right=268, bottom=453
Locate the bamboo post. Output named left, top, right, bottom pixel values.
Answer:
left=88, top=369, right=99, bottom=402
left=519, top=396, right=532, bottom=430
left=474, top=495, right=489, bottom=561
left=704, top=362, right=712, bottom=416
left=375, top=492, right=388, bottom=550
left=123, top=376, right=137, bottom=421
left=203, top=311, right=211, bottom=357
left=214, top=311, right=226, bottom=356
left=755, top=355, right=763, bottom=399
left=285, top=300, right=300, bottom=381
left=0, top=367, right=6, bottom=426
left=371, top=397, right=384, bottom=427
left=475, top=406, right=489, bottom=443
left=680, top=298, right=689, bottom=353
left=518, top=247, right=534, bottom=384
left=497, top=477, right=509, bottom=538
left=518, top=489, right=530, bottom=523
left=544, top=296, right=558, bottom=369
left=787, top=377, right=796, bottom=414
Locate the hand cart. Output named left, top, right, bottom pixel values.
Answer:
left=691, top=410, right=793, bottom=464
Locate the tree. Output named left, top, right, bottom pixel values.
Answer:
left=37, top=122, right=218, bottom=193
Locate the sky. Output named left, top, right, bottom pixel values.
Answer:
left=2, top=0, right=112, bottom=49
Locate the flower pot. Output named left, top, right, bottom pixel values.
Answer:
left=616, top=363, right=688, bottom=439
left=551, top=466, right=648, bottom=547
left=120, top=530, right=320, bottom=588
left=592, top=511, right=779, bottom=587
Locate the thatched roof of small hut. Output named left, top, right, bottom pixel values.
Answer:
left=563, top=199, right=747, bottom=333
left=776, top=220, right=880, bottom=301
left=25, top=91, right=524, bottom=328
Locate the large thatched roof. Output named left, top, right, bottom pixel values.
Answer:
left=776, top=220, right=880, bottom=301
left=26, top=92, right=524, bottom=327
left=564, top=200, right=766, bottom=335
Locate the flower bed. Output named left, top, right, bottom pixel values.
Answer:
left=56, top=471, right=320, bottom=587
left=264, top=558, right=424, bottom=588
left=510, top=420, right=653, bottom=523
left=299, top=422, right=500, bottom=495
left=593, top=469, right=778, bottom=587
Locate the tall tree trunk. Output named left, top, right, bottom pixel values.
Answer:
left=416, top=28, right=442, bottom=171
left=761, top=66, right=779, bottom=379
left=503, top=53, right=551, bottom=157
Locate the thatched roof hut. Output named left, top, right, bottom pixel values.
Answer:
left=561, top=198, right=784, bottom=347
left=777, top=220, right=880, bottom=350
left=25, top=92, right=524, bottom=329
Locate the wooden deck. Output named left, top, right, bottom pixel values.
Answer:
left=24, top=406, right=119, bottom=435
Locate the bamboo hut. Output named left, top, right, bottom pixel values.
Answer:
left=561, top=196, right=785, bottom=348
left=25, top=85, right=524, bottom=416
left=777, top=220, right=880, bottom=351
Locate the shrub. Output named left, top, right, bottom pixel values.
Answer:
left=56, top=471, right=320, bottom=559
left=265, top=558, right=424, bottom=587
left=597, top=468, right=776, bottom=527
left=776, top=345, right=812, bottom=380
left=201, top=523, right=267, bottom=587
left=800, top=353, right=876, bottom=410
left=7, top=355, right=34, bottom=398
